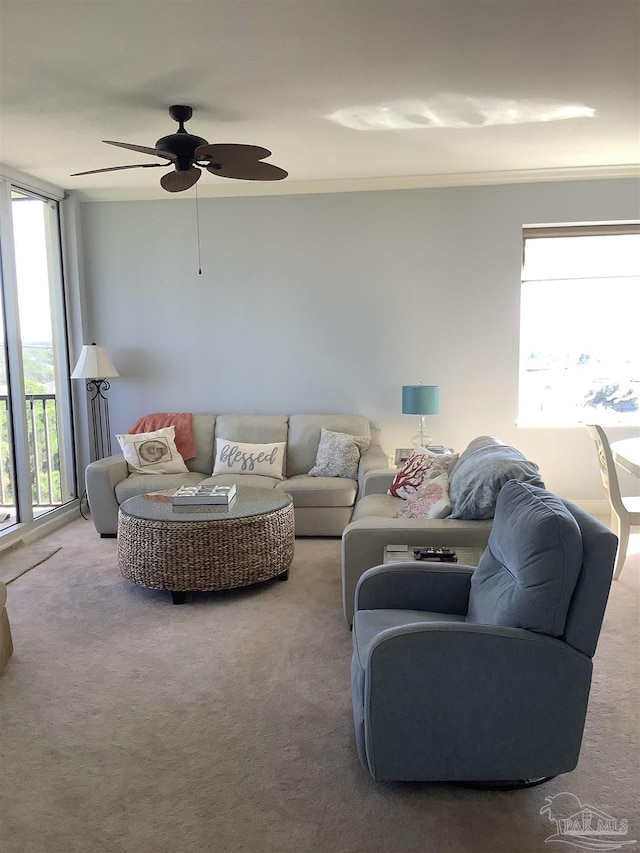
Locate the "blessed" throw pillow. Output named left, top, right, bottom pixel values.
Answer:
left=212, top=439, right=286, bottom=479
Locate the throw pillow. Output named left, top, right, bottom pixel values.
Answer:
left=388, top=449, right=459, bottom=499
left=308, top=428, right=370, bottom=479
left=128, top=412, right=197, bottom=460
left=449, top=443, right=544, bottom=520
left=116, top=426, right=189, bottom=474
left=213, top=439, right=286, bottom=479
left=395, top=473, right=452, bottom=519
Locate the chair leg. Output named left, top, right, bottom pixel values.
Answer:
left=610, top=512, right=629, bottom=581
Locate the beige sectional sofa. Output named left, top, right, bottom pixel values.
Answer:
left=341, top=435, right=544, bottom=625
left=86, top=414, right=387, bottom=537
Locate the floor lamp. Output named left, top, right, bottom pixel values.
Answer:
left=71, top=344, right=120, bottom=460
left=402, top=384, right=439, bottom=448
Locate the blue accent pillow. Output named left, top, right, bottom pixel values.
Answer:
left=449, top=443, right=544, bottom=520
left=467, top=481, right=583, bottom=636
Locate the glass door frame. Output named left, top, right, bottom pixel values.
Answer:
left=0, top=177, right=77, bottom=533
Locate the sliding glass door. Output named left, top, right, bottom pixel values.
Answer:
left=0, top=180, right=76, bottom=531
left=0, top=294, right=17, bottom=527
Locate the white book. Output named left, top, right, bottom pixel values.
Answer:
left=172, top=483, right=237, bottom=505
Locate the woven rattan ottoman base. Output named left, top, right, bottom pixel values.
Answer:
left=117, top=490, right=294, bottom=602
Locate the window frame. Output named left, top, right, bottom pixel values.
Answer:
left=0, top=177, right=78, bottom=536
left=518, top=222, right=640, bottom=427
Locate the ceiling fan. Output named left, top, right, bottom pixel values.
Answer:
left=70, top=105, right=288, bottom=192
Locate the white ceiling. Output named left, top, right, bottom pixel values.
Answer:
left=1, top=0, right=639, bottom=201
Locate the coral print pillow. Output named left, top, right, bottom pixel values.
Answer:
left=388, top=449, right=459, bottom=499
left=213, top=439, right=286, bottom=479
left=395, top=473, right=452, bottom=519
left=116, top=426, right=189, bottom=474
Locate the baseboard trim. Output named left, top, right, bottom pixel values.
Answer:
left=569, top=499, right=610, bottom=518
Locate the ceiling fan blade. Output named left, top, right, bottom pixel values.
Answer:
left=103, top=140, right=176, bottom=161
left=160, top=167, right=201, bottom=193
left=205, top=160, right=288, bottom=181
left=70, top=163, right=169, bottom=176
left=195, top=143, right=272, bottom=162
left=195, top=143, right=287, bottom=181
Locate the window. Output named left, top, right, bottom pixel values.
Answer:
left=518, top=224, right=640, bottom=426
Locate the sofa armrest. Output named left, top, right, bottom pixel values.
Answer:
left=85, top=454, right=129, bottom=536
left=355, top=562, right=474, bottom=615
left=361, top=468, right=395, bottom=497
left=342, top=516, right=492, bottom=626
left=358, top=448, right=389, bottom=494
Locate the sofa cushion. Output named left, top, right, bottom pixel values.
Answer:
left=308, top=428, right=370, bottom=479
left=185, top=415, right=217, bottom=475
left=115, top=472, right=205, bottom=503
left=449, top=442, right=544, bottom=520
left=215, top=415, right=288, bottom=444
left=352, top=492, right=406, bottom=521
left=199, top=474, right=280, bottom=490
left=388, top=449, right=459, bottom=499
left=212, top=439, right=286, bottom=479
left=467, top=481, right=583, bottom=636
left=115, top=427, right=189, bottom=475
left=286, top=415, right=371, bottom=477
left=277, top=474, right=357, bottom=507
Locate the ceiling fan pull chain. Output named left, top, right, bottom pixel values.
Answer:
left=195, top=180, right=202, bottom=275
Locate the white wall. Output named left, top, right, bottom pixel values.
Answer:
left=77, top=177, right=640, bottom=502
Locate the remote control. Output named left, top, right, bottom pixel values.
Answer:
left=413, top=547, right=458, bottom=562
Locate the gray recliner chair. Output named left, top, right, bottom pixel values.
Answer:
left=351, top=480, right=617, bottom=784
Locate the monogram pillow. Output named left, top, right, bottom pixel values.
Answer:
left=308, top=428, right=370, bottom=479
left=213, top=439, right=286, bottom=479
left=116, top=426, right=189, bottom=474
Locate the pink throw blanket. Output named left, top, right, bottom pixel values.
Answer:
left=128, top=412, right=197, bottom=460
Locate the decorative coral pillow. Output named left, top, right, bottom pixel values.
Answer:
left=395, top=473, right=452, bottom=519
left=388, top=449, right=459, bottom=499
left=116, top=426, right=189, bottom=474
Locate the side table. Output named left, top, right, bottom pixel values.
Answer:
left=384, top=544, right=484, bottom=566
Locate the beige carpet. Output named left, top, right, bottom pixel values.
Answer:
left=0, top=542, right=61, bottom=585
left=0, top=518, right=638, bottom=853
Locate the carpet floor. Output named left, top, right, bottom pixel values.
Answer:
left=0, top=517, right=638, bottom=853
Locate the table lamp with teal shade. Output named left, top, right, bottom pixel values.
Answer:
left=402, top=384, right=439, bottom=448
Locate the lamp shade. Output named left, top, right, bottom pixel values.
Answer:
left=402, top=385, right=439, bottom=415
left=71, top=344, right=119, bottom=380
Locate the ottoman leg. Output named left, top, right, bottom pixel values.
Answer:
left=277, top=569, right=289, bottom=582
left=171, top=591, right=186, bottom=605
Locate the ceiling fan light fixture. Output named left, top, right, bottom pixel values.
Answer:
left=71, top=105, right=288, bottom=192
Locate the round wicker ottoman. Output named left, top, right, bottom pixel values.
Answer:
left=117, top=487, right=294, bottom=604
